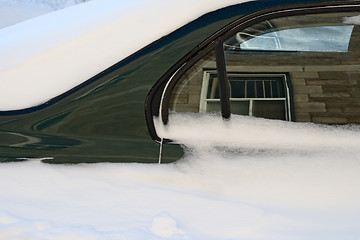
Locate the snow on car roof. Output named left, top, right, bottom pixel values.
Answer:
left=0, top=0, right=250, bottom=111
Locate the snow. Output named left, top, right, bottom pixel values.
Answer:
left=343, top=15, right=360, bottom=25
left=157, top=113, right=360, bottom=152
left=1, top=114, right=360, bottom=239
left=1, top=1, right=360, bottom=239
left=0, top=1, right=51, bottom=29
left=0, top=0, right=250, bottom=111
left=0, top=158, right=267, bottom=240
left=0, top=0, right=90, bottom=29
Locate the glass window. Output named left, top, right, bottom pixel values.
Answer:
left=224, top=11, right=360, bottom=124
left=146, top=7, right=360, bottom=143
left=226, top=25, right=354, bottom=52
left=168, top=51, right=218, bottom=114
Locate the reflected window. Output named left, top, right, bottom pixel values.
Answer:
left=224, top=11, right=360, bottom=124
left=227, top=25, right=354, bottom=52
left=201, top=73, right=291, bottom=120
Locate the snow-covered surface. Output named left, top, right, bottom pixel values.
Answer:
left=1, top=2, right=360, bottom=239
left=0, top=0, right=90, bottom=29
left=158, top=113, right=360, bottom=152
left=343, top=15, right=360, bottom=25
left=0, top=0, right=250, bottom=111
left=1, top=114, right=360, bottom=239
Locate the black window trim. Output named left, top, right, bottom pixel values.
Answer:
left=145, top=1, right=360, bottom=143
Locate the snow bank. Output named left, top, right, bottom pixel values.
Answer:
left=0, top=0, right=90, bottom=29
left=158, top=113, right=360, bottom=152
left=0, top=1, right=52, bottom=29
left=0, top=0, right=250, bottom=111
left=0, top=159, right=266, bottom=240
left=1, top=115, right=360, bottom=239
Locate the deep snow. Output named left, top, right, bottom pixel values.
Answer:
left=0, top=0, right=249, bottom=111
left=1, top=115, right=360, bottom=239
left=0, top=0, right=90, bottom=29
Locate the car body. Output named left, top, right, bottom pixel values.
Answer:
left=1, top=0, right=360, bottom=163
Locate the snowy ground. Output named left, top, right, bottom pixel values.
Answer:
left=1, top=1, right=360, bottom=239
left=1, top=115, right=360, bottom=240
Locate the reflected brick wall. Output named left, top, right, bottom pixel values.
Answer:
left=169, top=26, right=360, bottom=124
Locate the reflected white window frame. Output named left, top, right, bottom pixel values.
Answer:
left=200, top=71, right=293, bottom=121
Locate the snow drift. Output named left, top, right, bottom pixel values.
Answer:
left=0, top=0, right=90, bottom=29
left=1, top=115, right=360, bottom=239
left=0, top=0, right=250, bottom=111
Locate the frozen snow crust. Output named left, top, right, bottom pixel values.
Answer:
left=1, top=114, right=360, bottom=239
left=0, top=0, right=250, bottom=111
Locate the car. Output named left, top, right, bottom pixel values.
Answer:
left=1, top=0, right=360, bottom=163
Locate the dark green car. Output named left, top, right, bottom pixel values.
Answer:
left=1, top=0, right=360, bottom=163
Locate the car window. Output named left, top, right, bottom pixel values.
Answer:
left=146, top=6, right=360, bottom=142
left=227, top=25, right=354, bottom=52
left=224, top=11, right=360, bottom=124
left=168, top=51, right=217, bottom=114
